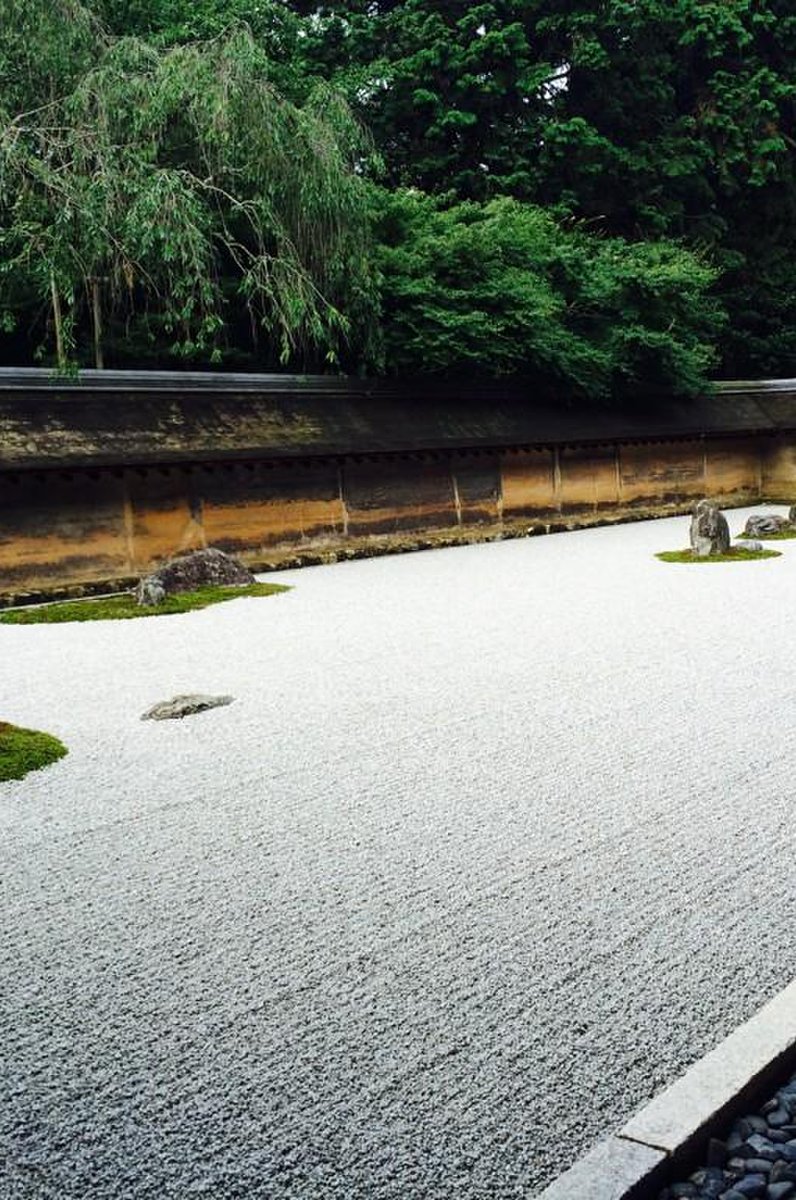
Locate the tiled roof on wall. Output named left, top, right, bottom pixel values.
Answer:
left=1, top=369, right=795, bottom=472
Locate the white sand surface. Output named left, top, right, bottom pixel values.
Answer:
left=2, top=505, right=796, bottom=1199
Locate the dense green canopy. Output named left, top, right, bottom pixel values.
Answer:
left=2, top=0, right=793, bottom=393
left=0, top=0, right=377, bottom=371
left=293, top=0, right=796, bottom=377
left=373, top=190, right=722, bottom=397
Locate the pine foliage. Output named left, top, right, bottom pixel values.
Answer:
left=3, top=0, right=785, bottom=394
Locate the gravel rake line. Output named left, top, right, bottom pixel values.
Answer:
left=3, top=505, right=796, bottom=1198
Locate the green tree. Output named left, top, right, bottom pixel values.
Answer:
left=531, top=0, right=796, bottom=375
left=373, top=190, right=723, bottom=397
left=0, top=0, right=735, bottom=390
left=0, top=0, right=101, bottom=115
left=297, top=0, right=796, bottom=376
left=294, top=1, right=554, bottom=199
left=0, top=1, right=377, bottom=369
left=95, top=0, right=303, bottom=94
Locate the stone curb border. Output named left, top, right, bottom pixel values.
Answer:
left=535, top=979, right=796, bottom=1200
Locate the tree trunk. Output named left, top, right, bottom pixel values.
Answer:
left=91, top=278, right=104, bottom=370
left=50, top=273, right=65, bottom=369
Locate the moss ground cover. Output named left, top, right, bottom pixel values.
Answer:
left=0, top=583, right=289, bottom=625
left=736, top=529, right=796, bottom=540
left=656, top=548, right=781, bottom=563
left=0, top=722, right=68, bottom=782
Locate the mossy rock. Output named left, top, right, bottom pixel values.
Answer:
left=656, top=547, right=781, bottom=563
left=0, top=722, right=67, bottom=782
left=0, top=582, right=289, bottom=625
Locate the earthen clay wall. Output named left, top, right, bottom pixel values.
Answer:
left=0, top=434, right=782, bottom=603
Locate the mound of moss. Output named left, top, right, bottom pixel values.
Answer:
left=656, top=548, right=781, bottom=564
left=736, top=529, right=796, bottom=541
left=0, top=722, right=67, bottom=782
left=0, top=582, right=289, bottom=625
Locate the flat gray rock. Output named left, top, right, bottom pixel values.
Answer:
left=140, top=694, right=234, bottom=721
left=739, top=540, right=764, bottom=552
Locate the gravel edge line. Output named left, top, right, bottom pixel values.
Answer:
left=534, top=979, right=796, bottom=1200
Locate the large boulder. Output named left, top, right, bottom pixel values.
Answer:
left=136, top=548, right=255, bottom=606
left=742, top=513, right=789, bottom=538
left=690, top=500, right=731, bottom=558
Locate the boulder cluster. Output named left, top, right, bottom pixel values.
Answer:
left=689, top=502, right=795, bottom=557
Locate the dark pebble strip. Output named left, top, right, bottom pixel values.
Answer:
left=660, top=1071, right=796, bottom=1200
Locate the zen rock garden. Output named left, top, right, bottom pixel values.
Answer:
left=5, top=507, right=796, bottom=1200
left=657, top=500, right=789, bottom=563
left=3, top=506, right=795, bottom=773
left=4, top=513, right=796, bottom=777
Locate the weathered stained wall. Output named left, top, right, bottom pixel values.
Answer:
left=0, top=434, right=778, bottom=601
left=3, top=370, right=796, bottom=601
left=761, top=437, right=796, bottom=499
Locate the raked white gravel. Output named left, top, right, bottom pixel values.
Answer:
left=2, top=505, right=796, bottom=1200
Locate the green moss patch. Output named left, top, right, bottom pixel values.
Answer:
left=0, top=722, right=68, bottom=782
left=736, top=528, right=796, bottom=541
left=0, top=582, right=289, bottom=625
left=657, top=548, right=781, bottom=563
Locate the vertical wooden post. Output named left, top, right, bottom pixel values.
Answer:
left=451, top=467, right=462, bottom=526
left=757, top=434, right=764, bottom=500
left=615, top=444, right=623, bottom=505
left=553, top=446, right=563, bottom=513
left=122, top=476, right=136, bottom=574
left=337, top=463, right=349, bottom=537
